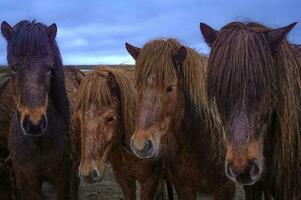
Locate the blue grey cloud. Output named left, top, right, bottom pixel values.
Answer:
left=0, top=0, right=300, bottom=64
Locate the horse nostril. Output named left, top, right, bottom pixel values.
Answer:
left=22, top=115, right=32, bottom=134
left=91, top=169, right=99, bottom=181
left=249, top=160, right=261, bottom=181
left=39, top=115, right=48, bottom=131
left=226, top=162, right=238, bottom=178
left=144, top=140, right=153, bottom=152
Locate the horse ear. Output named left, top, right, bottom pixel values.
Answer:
left=47, top=23, right=57, bottom=41
left=125, top=42, right=140, bottom=60
left=173, top=46, right=187, bottom=66
left=266, top=22, right=297, bottom=46
left=106, top=72, right=120, bottom=98
left=1, top=21, right=14, bottom=41
left=200, top=22, right=218, bottom=47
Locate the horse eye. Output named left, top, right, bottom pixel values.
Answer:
left=166, top=85, right=176, bottom=93
left=106, top=116, right=117, bottom=124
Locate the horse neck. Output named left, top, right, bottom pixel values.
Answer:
left=49, top=65, right=70, bottom=125
left=110, top=102, right=129, bottom=153
left=172, top=99, right=216, bottom=152
left=263, top=111, right=301, bottom=198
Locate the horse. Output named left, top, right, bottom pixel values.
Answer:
left=0, top=67, right=84, bottom=199
left=0, top=78, right=16, bottom=200
left=125, top=39, right=235, bottom=200
left=200, top=21, right=301, bottom=199
left=0, top=78, right=14, bottom=149
left=1, top=20, right=79, bottom=199
left=74, top=67, right=165, bottom=200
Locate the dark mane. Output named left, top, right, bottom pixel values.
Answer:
left=207, top=21, right=301, bottom=198
left=8, top=20, right=52, bottom=57
left=207, top=22, right=278, bottom=119
left=7, top=20, right=69, bottom=124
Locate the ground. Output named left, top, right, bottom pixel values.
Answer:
left=43, top=164, right=246, bottom=200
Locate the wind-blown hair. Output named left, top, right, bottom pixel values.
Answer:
left=207, top=22, right=301, bottom=198
left=135, top=39, right=208, bottom=111
left=75, top=67, right=135, bottom=137
left=7, top=20, right=69, bottom=124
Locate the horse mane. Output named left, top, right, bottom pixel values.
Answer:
left=207, top=21, right=301, bottom=198
left=76, top=67, right=135, bottom=138
left=0, top=78, right=10, bottom=96
left=8, top=20, right=70, bottom=124
left=64, top=67, right=85, bottom=111
left=135, top=38, right=208, bottom=111
left=0, top=78, right=15, bottom=145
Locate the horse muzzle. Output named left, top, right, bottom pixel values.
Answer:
left=19, top=112, right=48, bottom=137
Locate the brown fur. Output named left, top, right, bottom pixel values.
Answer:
left=76, top=67, right=135, bottom=139
left=0, top=79, right=17, bottom=199
left=131, top=39, right=235, bottom=199
left=206, top=22, right=301, bottom=199
left=135, top=39, right=208, bottom=112
left=0, top=79, right=15, bottom=147
left=75, top=67, right=163, bottom=200
left=0, top=67, right=83, bottom=199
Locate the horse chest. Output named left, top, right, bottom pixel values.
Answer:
left=9, top=116, right=66, bottom=166
left=110, top=147, right=160, bottom=183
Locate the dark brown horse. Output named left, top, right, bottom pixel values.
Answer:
left=126, top=39, right=235, bottom=199
left=0, top=67, right=84, bottom=199
left=1, top=20, right=78, bottom=199
left=75, top=67, right=163, bottom=200
left=201, top=22, right=301, bottom=199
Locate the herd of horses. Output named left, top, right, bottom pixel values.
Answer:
left=0, top=19, right=300, bottom=200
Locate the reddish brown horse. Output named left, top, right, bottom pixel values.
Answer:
left=126, top=39, right=235, bottom=199
left=1, top=20, right=79, bottom=199
left=201, top=22, right=301, bottom=199
left=75, top=67, right=163, bottom=200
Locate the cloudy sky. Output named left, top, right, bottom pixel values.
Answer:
left=0, top=0, right=300, bottom=65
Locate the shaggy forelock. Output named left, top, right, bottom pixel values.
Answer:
left=75, top=67, right=135, bottom=139
left=135, top=38, right=208, bottom=111
left=207, top=21, right=301, bottom=198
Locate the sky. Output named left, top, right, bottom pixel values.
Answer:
left=0, top=0, right=300, bottom=65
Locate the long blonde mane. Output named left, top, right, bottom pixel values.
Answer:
left=75, top=67, right=135, bottom=137
left=135, top=38, right=208, bottom=111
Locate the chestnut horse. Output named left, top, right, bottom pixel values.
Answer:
left=201, top=22, right=301, bottom=199
left=75, top=67, right=164, bottom=200
left=126, top=39, right=235, bottom=199
left=1, top=20, right=79, bottom=199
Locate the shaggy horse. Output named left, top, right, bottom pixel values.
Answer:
left=1, top=20, right=79, bottom=199
left=75, top=67, right=164, bottom=200
left=126, top=39, right=235, bottom=200
left=200, top=22, right=301, bottom=199
left=0, top=79, right=17, bottom=200
left=0, top=78, right=14, bottom=148
left=0, top=67, right=84, bottom=199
